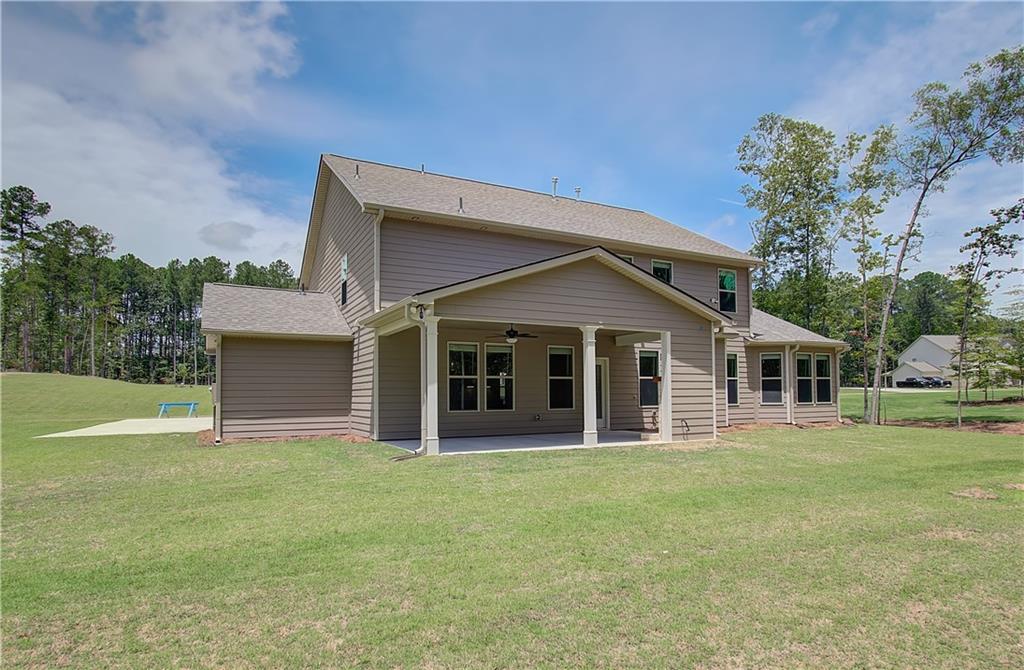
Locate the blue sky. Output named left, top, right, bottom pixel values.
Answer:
left=3, top=2, right=1022, bottom=302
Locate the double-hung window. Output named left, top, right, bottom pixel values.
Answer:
left=448, top=343, right=478, bottom=411
left=726, top=353, right=739, bottom=406
left=815, top=354, right=833, bottom=404
left=652, top=259, right=673, bottom=284
left=760, top=353, right=783, bottom=405
left=796, top=353, right=814, bottom=404
left=718, top=269, right=737, bottom=312
left=485, top=344, right=514, bottom=411
left=548, top=346, right=575, bottom=410
left=638, top=350, right=660, bottom=408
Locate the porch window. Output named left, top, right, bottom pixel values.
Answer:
left=548, top=346, right=575, bottom=410
left=796, top=353, right=813, bottom=404
left=638, top=350, right=660, bottom=408
left=485, top=344, right=514, bottom=411
left=760, top=353, right=783, bottom=405
left=815, top=354, right=833, bottom=404
left=652, top=259, right=673, bottom=284
left=726, top=353, right=739, bottom=406
left=447, top=343, right=478, bottom=411
left=718, top=269, right=737, bottom=312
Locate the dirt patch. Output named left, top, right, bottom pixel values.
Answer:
left=1002, top=483, right=1024, bottom=491
left=924, top=526, right=979, bottom=541
left=951, top=487, right=999, bottom=500
left=884, top=420, right=1024, bottom=435
left=718, top=420, right=848, bottom=434
left=196, top=430, right=373, bottom=446
left=960, top=396, right=1024, bottom=407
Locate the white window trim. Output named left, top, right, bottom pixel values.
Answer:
left=638, top=349, right=660, bottom=409
left=718, top=268, right=737, bottom=313
left=815, top=353, right=834, bottom=405
left=726, top=352, right=740, bottom=407
left=484, top=343, right=515, bottom=412
left=795, top=353, right=814, bottom=405
left=446, top=341, right=479, bottom=413
left=651, top=259, right=674, bottom=284
left=760, top=352, right=784, bottom=406
left=340, top=254, right=349, bottom=305
left=547, top=344, right=576, bottom=411
left=619, top=254, right=634, bottom=264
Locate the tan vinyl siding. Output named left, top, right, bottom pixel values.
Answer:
left=308, top=174, right=377, bottom=436
left=433, top=258, right=715, bottom=440
left=377, top=326, right=421, bottom=440
left=219, top=337, right=351, bottom=439
left=793, top=347, right=840, bottom=423
left=379, top=218, right=747, bottom=328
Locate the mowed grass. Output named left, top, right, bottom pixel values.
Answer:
left=840, top=387, right=1024, bottom=423
left=3, top=374, right=1023, bottom=668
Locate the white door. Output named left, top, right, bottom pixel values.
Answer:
left=596, top=358, right=610, bottom=430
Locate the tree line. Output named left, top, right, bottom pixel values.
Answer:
left=735, top=46, right=1023, bottom=422
left=1, top=185, right=297, bottom=384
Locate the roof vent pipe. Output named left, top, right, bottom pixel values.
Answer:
left=575, top=187, right=581, bottom=202
left=420, top=163, right=425, bottom=174
left=458, top=196, right=464, bottom=214
left=551, top=176, right=559, bottom=199
left=355, top=164, right=360, bottom=179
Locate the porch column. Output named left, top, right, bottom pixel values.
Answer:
left=581, top=325, right=599, bottom=446
left=660, top=330, right=673, bottom=443
left=423, top=316, right=440, bottom=455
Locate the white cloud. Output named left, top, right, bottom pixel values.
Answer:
left=800, top=11, right=839, bottom=38
left=1, top=3, right=310, bottom=269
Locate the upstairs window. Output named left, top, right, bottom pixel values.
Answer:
left=548, top=346, right=575, bottom=410
left=485, top=344, right=515, bottom=411
left=652, top=260, right=673, bottom=284
left=760, top=353, right=783, bottom=405
left=447, top=343, right=478, bottom=411
left=638, top=350, right=660, bottom=408
left=340, top=254, right=349, bottom=306
left=726, top=353, right=739, bottom=406
left=718, top=269, right=737, bottom=312
left=618, top=254, right=634, bottom=264
left=816, top=354, right=833, bottom=404
left=796, top=353, right=814, bottom=404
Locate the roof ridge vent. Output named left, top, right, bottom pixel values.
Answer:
left=551, top=176, right=558, bottom=200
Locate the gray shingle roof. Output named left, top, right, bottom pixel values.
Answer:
left=919, top=335, right=960, bottom=351
left=201, top=283, right=351, bottom=338
left=322, top=154, right=760, bottom=265
left=748, top=308, right=846, bottom=346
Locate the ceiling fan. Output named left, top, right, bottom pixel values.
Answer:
left=487, top=324, right=538, bottom=344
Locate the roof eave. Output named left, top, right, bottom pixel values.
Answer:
left=201, top=327, right=354, bottom=342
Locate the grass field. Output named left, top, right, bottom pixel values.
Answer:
left=841, top=387, right=1023, bottom=424
left=3, top=373, right=1023, bottom=668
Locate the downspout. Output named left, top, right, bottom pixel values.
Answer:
left=785, top=344, right=795, bottom=425
left=392, top=303, right=430, bottom=461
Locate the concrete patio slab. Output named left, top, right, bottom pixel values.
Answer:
left=386, top=430, right=649, bottom=455
left=36, top=417, right=211, bottom=439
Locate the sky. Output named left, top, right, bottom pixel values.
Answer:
left=3, top=1, right=1022, bottom=304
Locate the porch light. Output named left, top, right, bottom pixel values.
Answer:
left=506, top=336, right=518, bottom=344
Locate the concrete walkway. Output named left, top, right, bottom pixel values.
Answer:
left=37, top=417, right=211, bottom=439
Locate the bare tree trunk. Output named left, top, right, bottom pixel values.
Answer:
left=870, top=188, right=928, bottom=424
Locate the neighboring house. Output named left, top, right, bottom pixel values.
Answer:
left=888, top=335, right=960, bottom=384
left=201, top=155, right=847, bottom=452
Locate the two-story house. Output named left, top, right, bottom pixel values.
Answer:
left=201, top=155, right=847, bottom=453
left=887, top=335, right=960, bottom=384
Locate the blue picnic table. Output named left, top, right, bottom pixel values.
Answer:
left=157, top=401, right=199, bottom=418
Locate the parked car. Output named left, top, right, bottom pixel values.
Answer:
left=896, top=377, right=928, bottom=388
left=923, top=376, right=952, bottom=387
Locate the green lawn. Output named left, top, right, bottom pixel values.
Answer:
left=840, top=387, right=1023, bottom=424
left=3, top=374, right=1023, bottom=668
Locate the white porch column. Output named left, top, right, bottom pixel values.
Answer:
left=581, top=325, right=599, bottom=446
left=423, top=316, right=440, bottom=455
left=660, top=330, right=673, bottom=443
